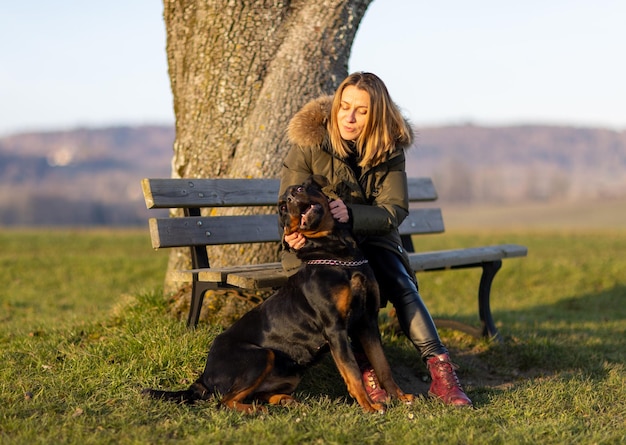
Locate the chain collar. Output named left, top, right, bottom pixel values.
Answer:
left=306, top=259, right=368, bottom=267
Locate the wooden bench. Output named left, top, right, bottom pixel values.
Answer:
left=141, top=177, right=527, bottom=341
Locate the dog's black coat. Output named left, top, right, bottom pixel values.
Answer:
left=144, top=175, right=412, bottom=413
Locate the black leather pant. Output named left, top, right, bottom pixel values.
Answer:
left=363, top=246, right=448, bottom=361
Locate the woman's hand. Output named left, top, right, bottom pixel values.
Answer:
left=330, top=199, right=349, bottom=223
left=285, top=199, right=348, bottom=250
left=284, top=231, right=306, bottom=250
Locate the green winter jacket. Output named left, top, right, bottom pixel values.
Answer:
left=279, top=95, right=415, bottom=277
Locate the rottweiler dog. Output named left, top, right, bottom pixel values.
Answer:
left=144, top=175, right=413, bottom=413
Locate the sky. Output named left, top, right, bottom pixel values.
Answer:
left=1, top=0, right=625, bottom=137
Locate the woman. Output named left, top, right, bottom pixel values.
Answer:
left=279, top=72, right=472, bottom=407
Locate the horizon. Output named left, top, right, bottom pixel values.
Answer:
left=2, top=120, right=625, bottom=140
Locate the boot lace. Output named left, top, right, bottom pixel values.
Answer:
left=430, top=359, right=462, bottom=389
left=364, top=368, right=381, bottom=390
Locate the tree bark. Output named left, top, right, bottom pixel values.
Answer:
left=162, top=0, right=372, bottom=296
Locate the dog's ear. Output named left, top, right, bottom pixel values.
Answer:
left=306, top=175, right=329, bottom=190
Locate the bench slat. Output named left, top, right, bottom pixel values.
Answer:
left=226, top=264, right=288, bottom=289
left=171, top=262, right=283, bottom=284
left=142, top=178, right=280, bottom=209
left=148, top=208, right=444, bottom=249
left=406, top=177, right=438, bottom=201
left=149, top=214, right=280, bottom=248
left=408, top=244, right=528, bottom=271
left=169, top=244, right=527, bottom=290
left=142, top=177, right=438, bottom=209
left=398, top=208, right=444, bottom=234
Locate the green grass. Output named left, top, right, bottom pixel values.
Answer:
left=0, top=229, right=170, bottom=328
left=1, top=228, right=625, bottom=444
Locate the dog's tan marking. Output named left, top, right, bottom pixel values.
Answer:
left=220, top=350, right=275, bottom=414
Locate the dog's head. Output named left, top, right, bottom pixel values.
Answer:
left=279, top=175, right=335, bottom=239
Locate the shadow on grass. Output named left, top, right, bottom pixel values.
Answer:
left=295, top=284, right=626, bottom=407
left=134, top=284, right=625, bottom=410
left=491, top=282, right=626, bottom=369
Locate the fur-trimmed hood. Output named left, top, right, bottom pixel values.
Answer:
left=287, top=95, right=414, bottom=150
left=287, top=95, right=334, bottom=148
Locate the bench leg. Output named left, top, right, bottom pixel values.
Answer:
left=187, top=279, right=213, bottom=329
left=478, top=260, right=503, bottom=342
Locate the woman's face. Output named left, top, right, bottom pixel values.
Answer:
left=337, top=85, right=370, bottom=141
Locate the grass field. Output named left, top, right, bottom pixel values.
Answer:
left=1, top=220, right=625, bottom=444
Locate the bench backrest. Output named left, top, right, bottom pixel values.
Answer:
left=141, top=177, right=444, bottom=251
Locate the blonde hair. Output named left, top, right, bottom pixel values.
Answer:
left=328, top=72, right=412, bottom=168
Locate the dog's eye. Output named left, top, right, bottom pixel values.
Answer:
left=296, top=186, right=304, bottom=192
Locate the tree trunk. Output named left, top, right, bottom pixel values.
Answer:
left=161, top=0, right=372, bottom=298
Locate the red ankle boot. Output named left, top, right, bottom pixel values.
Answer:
left=426, top=354, right=473, bottom=407
left=354, top=353, right=388, bottom=404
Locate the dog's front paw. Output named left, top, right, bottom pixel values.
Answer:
left=267, top=394, right=299, bottom=407
left=398, top=392, right=415, bottom=405
left=366, top=401, right=386, bottom=414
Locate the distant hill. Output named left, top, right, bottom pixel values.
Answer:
left=408, top=124, right=626, bottom=203
left=0, top=124, right=624, bottom=226
left=0, top=126, right=173, bottom=226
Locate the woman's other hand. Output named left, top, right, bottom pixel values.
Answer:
left=329, top=199, right=349, bottom=223
left=284, top=231, right=306, bottom=250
